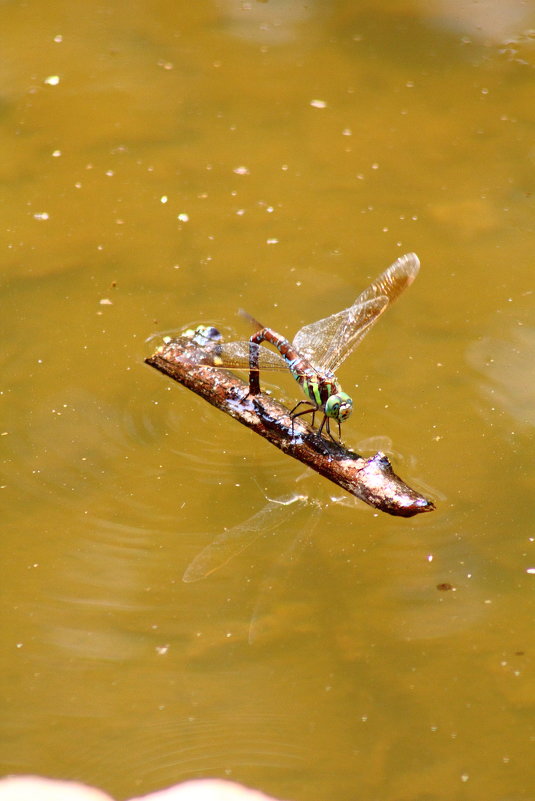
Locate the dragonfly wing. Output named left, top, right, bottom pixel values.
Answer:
left=354, top=251, right=420, bottom=306
left=189, top=340, right=290, bottom=372
left=292, top=296, right=388, bottom=375
left=293, top=252, right=420, bottom=374
left=238, top=308, right=266, bottom=332
left=182, top=494, right=309, bottom=582
left=313, top=296, right=391, bottom=375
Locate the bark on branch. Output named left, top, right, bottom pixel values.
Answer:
left=145, top=338, right=435, bottom=518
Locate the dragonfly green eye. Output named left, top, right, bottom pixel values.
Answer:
left=325, top=392, right=353, bottom=421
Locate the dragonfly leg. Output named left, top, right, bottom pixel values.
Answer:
left=290, top=399, right=316, bottom=417
left=248, top=341, right=261, bottom=395
left=289, top=400, right=318, bottom=437
left=317, top=415, right=341, bottom=443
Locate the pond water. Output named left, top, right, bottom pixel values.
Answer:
left=1, top=2, right=534, bottom=800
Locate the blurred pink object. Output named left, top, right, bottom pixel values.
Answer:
left=0, top=776, right=113, bottom=801
left=132, top=778, right=288, bottom=800
left=0, top=777, right=289, bottom=801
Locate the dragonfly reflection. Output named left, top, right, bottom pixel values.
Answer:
left=183, top=493, right=317, bottom=583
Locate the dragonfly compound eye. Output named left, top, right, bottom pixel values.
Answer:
left=325, top=392, right=353, bottom=421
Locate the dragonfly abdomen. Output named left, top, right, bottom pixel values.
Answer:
left=250, top=327, right=340, bottom=409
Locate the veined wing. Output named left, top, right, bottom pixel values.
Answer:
left=182, top=494, right=309, bottom=582
left=189, top=340, right=294, bottom=372
left=292, top=252, right=420, bottom=375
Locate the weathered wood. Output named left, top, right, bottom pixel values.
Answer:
left=145, top=338, right=435, bottom=518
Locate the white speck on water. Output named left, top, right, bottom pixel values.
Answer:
left=33, top=212, right=49, bottom=220
left=233, top=166, right=249, bottom=175
left=310, top=99, right=327, bottom=108
left=44, top=75, right=60, bottom=85
left=160, top=195, right=168, bottom=204
left=177, top=213, right=189, bottom=222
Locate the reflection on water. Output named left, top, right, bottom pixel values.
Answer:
left=178, top=487, right=490, bottom=652
left=418, top=0, right=535, bottom=43
left=183, top=493, right=313, bottom=583
left=468, top=325, right=535, bottom=430
left=216, top=0, right=317, bottom=45
left=182, top=490, right=326, bottom=644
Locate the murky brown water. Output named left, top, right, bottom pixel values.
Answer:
left=2, top=2, right=534, bottom=800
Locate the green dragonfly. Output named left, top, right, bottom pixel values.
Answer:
left=186, top=252, right=420, bottom=440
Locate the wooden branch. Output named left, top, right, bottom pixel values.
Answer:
left=145, top=338, right=435, bottom=518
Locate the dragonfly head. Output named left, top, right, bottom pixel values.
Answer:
left=325, top=392, right=353, bottom=422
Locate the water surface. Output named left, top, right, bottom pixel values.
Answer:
left=1, top=2, right=534, bottom=800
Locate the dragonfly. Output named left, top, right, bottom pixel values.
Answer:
left=188, top=253, right=420, bottom=440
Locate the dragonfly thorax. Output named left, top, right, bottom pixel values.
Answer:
left=324, top=391, right=353, bottom=422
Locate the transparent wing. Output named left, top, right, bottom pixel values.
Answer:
left=238, top=308, right=265, bottom=332
left=293, top=252, right=420, bottom=374
left=294, top=296, right=389, bottom=375
left=187, top=340, right=292, bottom=372
left=182, top=494, right=309, bottom=583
